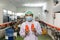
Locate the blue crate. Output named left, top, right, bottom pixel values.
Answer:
left=8, top=37, right=14, bottom=40
left=5, top=27, right=14, bottom=37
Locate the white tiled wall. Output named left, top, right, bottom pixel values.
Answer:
left=0, top=8, right=3, bottom=24
left=0, top=0, right=17, bottom=24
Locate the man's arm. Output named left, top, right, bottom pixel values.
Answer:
left=19, top=23, right=25, bottom=38
left=36, top=22, right=42, bottom=35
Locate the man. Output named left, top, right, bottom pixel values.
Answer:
left=35, top=17, right=40, bottom=22
left=20, top=11, right=42, bottom=40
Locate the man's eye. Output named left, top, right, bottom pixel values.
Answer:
left=29, top=14, right=32, bottom=16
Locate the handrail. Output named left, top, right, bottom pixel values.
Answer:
left=40, top=21, right=60, bottom=31
left=0, top=22, right=12, bottom=28
left=0, top=22, right=11, bottom=25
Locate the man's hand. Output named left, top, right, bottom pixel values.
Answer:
left=25, top=30, right=29, bottom=35
left=32, top=28, right=36, bottom=33
left=31, top=28, right=38, bottom=36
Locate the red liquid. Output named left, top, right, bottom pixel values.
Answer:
left=31, top=24, right=35, bottom=30
left=25, top=25, right=29, bottom=32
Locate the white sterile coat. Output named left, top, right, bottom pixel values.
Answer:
left=20, top=20, right=42, bottom=40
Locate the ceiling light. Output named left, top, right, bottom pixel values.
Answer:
left=3, top=9, right=7, bottom=13
left=23, top=3, right=46, bottom=7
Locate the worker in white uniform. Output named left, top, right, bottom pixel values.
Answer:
left=19, top=11, right=42, bottom=40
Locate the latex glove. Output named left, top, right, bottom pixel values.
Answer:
left=32, top=28, right=36, bottom=33
left=25, top=30, right=29, bottom=35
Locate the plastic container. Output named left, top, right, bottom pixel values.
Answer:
left=5, top=27, right=14, bottom=40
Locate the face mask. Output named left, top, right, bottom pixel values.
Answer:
left=26, top=16, right=33, bottom=21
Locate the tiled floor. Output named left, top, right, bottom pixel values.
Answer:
left=0, top=35, right=52, bottom=40
left=38, top=35, right=52, bottom=40
left=16, top=35, right=52, bottom=40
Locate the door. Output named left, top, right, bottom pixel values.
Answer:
left=54, top=13, right=60, bottom=28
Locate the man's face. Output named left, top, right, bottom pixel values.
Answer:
left=25, top=14, right=33, bottom=22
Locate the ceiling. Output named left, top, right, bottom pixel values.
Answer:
left=8, top=0, right=47, bottom=8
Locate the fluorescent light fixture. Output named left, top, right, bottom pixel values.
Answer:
left=8, top=10, right=12, bottom=14
left=8, top=10, right=14, bottom=15
left=3, top=9, right=7, bottom=13
left=23, top=3, right=46, bottom=7
left=16, top=13, right=25, bottom=16
left=43, top=3, right=47, bottom=10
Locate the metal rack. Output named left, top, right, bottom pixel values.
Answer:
left=40, top=21, right=60, bottom=40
